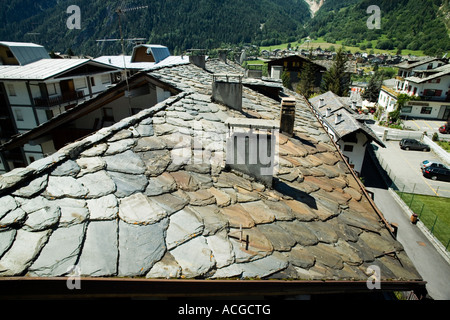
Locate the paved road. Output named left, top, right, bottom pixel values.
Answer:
left=372, top=141, right=450, bottom=198
left=362, top=153, right=450, bottom=300
left=403, top=119, right=447, bottom=136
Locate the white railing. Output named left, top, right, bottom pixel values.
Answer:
left=423, top=135, right=450, bottom=165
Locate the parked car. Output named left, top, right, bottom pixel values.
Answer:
left=422, top=167, right=450, bottom=182
left=439, top=124, right=449, bottom=134
left=421, top=160, right=448, bottom=170
left=399, top=138, right=430, bottom=151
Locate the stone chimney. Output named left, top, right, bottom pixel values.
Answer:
left=225, top=118, right=280, bottom=188
left=280, top=97, right=296, bottom=136
left=246, top=64, right=263, bottom=79
left=188, top=49, right=206, bottom=69
left=326, top=107, right=332, bottom=117
left=335, top=113, right=342, bottom=125
left=218, top=49, right=228, bottom=63
left=212, top=74, right=243, bottom=111
left=189, top=55, right=206, bottom=69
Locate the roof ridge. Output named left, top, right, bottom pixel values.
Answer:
left=0, top=91, right=190, bottom=194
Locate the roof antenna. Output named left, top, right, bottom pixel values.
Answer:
left=113, top=3, right=148, bottom=106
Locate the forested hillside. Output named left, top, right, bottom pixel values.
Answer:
left=307, top=0, right=450, bottom=56
left=0, top=0, right=311, bottom=56
left=0, top=0, right=449, bottom=57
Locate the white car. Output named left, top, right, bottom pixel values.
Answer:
left=421, top=160, right=448, bottom=170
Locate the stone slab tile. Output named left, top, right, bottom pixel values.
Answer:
left=77, top=170, right=116, bottom=198
left=146, top=251, right=181, bottom=279
left=0, top=229, right=51, bottom=276
left=45, top=176, right=88, bottom=199
left=170, top=236, right=215, bottom=278
left=118, top=219, right=167, bottom=276
left=86, top=194, right=118, bottom=220
left=108, top=171, right=148, bottom=198
left=119, top=193, right=167, bottom=225
left=28, top=223, right=86, bottom=277
left=78, top=220, right=118, bottom=277
left=166, top=207, right=204, bottom=249
left=103, top=150, right=146, bottom=174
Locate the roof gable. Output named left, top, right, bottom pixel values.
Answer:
left=0, top=59, right=119, bottom=81
left=131, top=45, right=171, bottom=64
left=0, top=41, right=50, bottom=66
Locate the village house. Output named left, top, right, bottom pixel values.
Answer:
left=0, top=41, right=123, bottom=172
left=265, top=55, right=328, bottom=90
left=378, top=56, right=450, bottom=120
left=0, top=54, right=426, bottom=299
left=309, top=91, right=386, bottom=175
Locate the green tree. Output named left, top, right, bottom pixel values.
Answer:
left=362, top=71, right=384, bottom=103
left=389, top=93, right=421, bottom=123
left=321, top=48, right=350, bottom=96
left=297, top=52, right=317, bottom=98
left=281, top=70, right=292, bottom=90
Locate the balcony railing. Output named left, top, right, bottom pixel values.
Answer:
left=34, top=91, right=85, bottom=108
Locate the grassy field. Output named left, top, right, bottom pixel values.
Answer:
left=260, top=38, right=425, bottom=56
left=398, top=192, right=450, bottom=250
left=437, top=140, right=450, bottom=152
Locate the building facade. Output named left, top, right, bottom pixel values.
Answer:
left=378, top=56, right=450, bottom=120
left=0, top=42, right=121, bottom=172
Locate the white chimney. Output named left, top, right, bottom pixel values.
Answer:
left=225, top=118, right=280, bottom=188
left=212, top=74, right=243, bottom=111
left=319, top=98, right=325, bottom=108
left=326, top=108, right=331, bottom=117
left=335, top=113, right=342, bottom=124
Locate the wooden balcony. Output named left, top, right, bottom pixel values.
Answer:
left=34, top=91, right=85, bottom=108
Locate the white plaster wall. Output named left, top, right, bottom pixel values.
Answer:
left=5, top=81, right=31, bottom=105
left=11, top=106, right=37, bottom=130
left=339, top=132, right=368, bottom=174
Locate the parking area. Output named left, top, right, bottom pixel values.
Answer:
left=403, top=119, right=449, bottom=140
left=373, top=140, right=450, bottom=198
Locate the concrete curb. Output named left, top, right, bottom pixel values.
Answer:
left=388, top=188, right=450, bottom=266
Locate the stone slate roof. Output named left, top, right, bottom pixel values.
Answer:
left=309, top=91, right=386, bottom=148
left=0, top=58, right=422, bottom=294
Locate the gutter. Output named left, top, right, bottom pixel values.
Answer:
left=303, top=96, right=397, bottom=237
left=0, top=277, right=428, bottom=299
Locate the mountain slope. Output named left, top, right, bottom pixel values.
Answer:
left=0, top=0, right=448, bottom=57
left=307, top=0, right=450, bottom=56
left=0, top=0, right=311, bottom=56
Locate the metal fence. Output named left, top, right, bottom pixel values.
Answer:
left=396, top=190, right=450, bottom=252
left=368, top=146, right=450, bottom=252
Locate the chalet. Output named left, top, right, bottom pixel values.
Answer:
left=266, top=55, right=327, bottom=89
left=378, top=57, right=450, bottom=120
left=0, top=42, right=122, bottom=172
left=309, top=91, right=385, bottom=175
left=393, top=56, right=447, bottom=95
